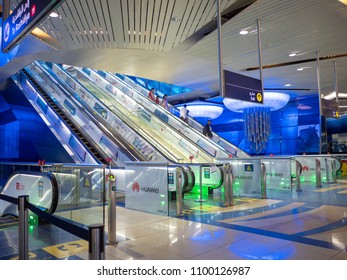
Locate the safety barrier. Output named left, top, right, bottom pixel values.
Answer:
left=0, top=194, right=105, bottom=260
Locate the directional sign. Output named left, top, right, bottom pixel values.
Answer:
left=1, top=0, right=65, bottom=52
left=224, top=70, right=263, bottom=104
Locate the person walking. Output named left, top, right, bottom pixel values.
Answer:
left=161, top=94, right=169, bottom=110
left=148, top=88, right=156, bottom=102
left=179, top=104, right=189, bottom=123
left=203, top=120, right=213, bottom=139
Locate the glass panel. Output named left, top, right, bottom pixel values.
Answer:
left=46, top=164, right=106, bottom=226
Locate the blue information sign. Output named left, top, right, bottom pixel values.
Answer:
left=1, top=0, right=64, bottom=52
left=224, top=70, right=263, bottom=104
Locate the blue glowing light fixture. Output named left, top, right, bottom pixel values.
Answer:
left=223, top=91, right=290, bottom=113
left=179, top=101, right=224, bottom=120
left=223, top=92, right=290, bottom=154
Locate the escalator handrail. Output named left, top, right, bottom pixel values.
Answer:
left=115, top=73, right=250, bottom=158
left=20, top=68, right=106, bottom=164
left=29, top=62, right=141, bottom=163
left=100, top=70, right=230, bottom=159
left=0, top=171, right=59, bottom=215
left=44, top=62, right=178, bottom=164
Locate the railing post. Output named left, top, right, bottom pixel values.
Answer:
left=228, top=164, right=234, bottom=206
left=261, top=162, right=267, bottom=198
left=107, top=172, right=117, bottom=245
left=175, top=167, right=184, bottom=217
left=295, top=160, right=302, bottom=192
left=89, top=224, right=105, bottom=260
left=222, top=163, right=230, bottom=207
left=316, top=158, right=322, bottom=188
left=325, top=158, right=329, bottom=183
left=18, top=195, right=29, bottom=260
left=332, top=158, right=337, bottom=183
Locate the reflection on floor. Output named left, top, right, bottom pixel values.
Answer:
left=1, top=181, right=347, bottom=260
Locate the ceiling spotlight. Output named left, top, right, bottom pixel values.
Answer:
left=284, top=84, right=291, bottom=87
left=49, top=12, right=59, bottom=18
left=239, top=30, right=249, bottom=35
left=289, top=53, right=296, bottom=57
left=297, top=68, right=304, bottom=71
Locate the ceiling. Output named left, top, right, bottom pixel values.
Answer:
left=2, top=0, right=347, bottom=113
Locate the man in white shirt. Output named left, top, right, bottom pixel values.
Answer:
left=179, top=105, right=189, bottom=123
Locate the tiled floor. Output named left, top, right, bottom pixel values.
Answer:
left=1, top=181, right=347, bottom=260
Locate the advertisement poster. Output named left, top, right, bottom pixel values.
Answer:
left=125, top=163, right=168, bottom=216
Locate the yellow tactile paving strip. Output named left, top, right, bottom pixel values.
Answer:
left=43, top=240, right=88, bottom=258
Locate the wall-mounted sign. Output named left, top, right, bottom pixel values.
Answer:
left=224, top=70, right=263, bottom=104
left=2, top=0, right=65, bottom=52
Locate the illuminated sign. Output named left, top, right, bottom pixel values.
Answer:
left=224, top=70, right=263, bottom=104
left=1, top=0, right=65, bottom=52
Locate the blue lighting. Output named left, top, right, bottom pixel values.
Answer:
left=121, top=74, right=193, bottom=97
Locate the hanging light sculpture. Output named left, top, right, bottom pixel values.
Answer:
left=223, top=92, right=290, bottom=154
left=178, top=101, right=224, bottom=120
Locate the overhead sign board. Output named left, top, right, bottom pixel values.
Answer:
left=224, top=70, right=263, bottom=104
left=1, top=0, right=65, bottom=53
left=322, top=99, right=339, bottom=119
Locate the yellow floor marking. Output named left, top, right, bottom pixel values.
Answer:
left=43, top=239, right=88, bottom=258
left=190, top=205, right=225, bottom=212
left=10, top=252, right=37, bottom=260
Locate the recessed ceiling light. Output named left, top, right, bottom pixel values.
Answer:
left=297, top=68, right=304, bottom=71
left=239, top=30, right=249, bottom=35
left=284, top=84, right=291, bottom=87
left=289, top=53, right=296, bottom=57
left=49, top=12, right=59, bottom=18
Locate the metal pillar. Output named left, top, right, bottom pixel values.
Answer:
left=261, top=163, right=267, bottom=198
left=222, top=164, right=230, bottom=207
left=216, top=0, right=225, bottom=97
left=295, top=160, right=302, bottom=192
left=175, top=167, right=184, bottom=217
left=228, top=164, right=234, bottom=206
left=315, top=158, right=322, bottom=188
left=334, top=61, right=339, bottom=113
left=332, top=158, right=337, bottom=183
left=325, top=158, right=329, bottom=183
left=89, top=224, right=105, bottom=260
left=257, top=18, right=264, bottom=95
left=107, top=172, right=117, bottom=245
left=316, top=51, right=323, bottom=154
left=18, top=195, right=29, bottom=260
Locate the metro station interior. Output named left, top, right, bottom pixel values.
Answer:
left=1, top=0, right=347, bottom=260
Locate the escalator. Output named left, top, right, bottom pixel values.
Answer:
left=20, top=68, right=107, bottom=165
left=0, top=171, right=59, bottom=219
left=32, top=61, right=170, bottom=164
left=13, top=62, right=197, bottom=194
left=115, top=73, right=251, bottom=158
left=45, top=62, right=225, bottom=163
left=14, top=62, right=146, bottom=166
